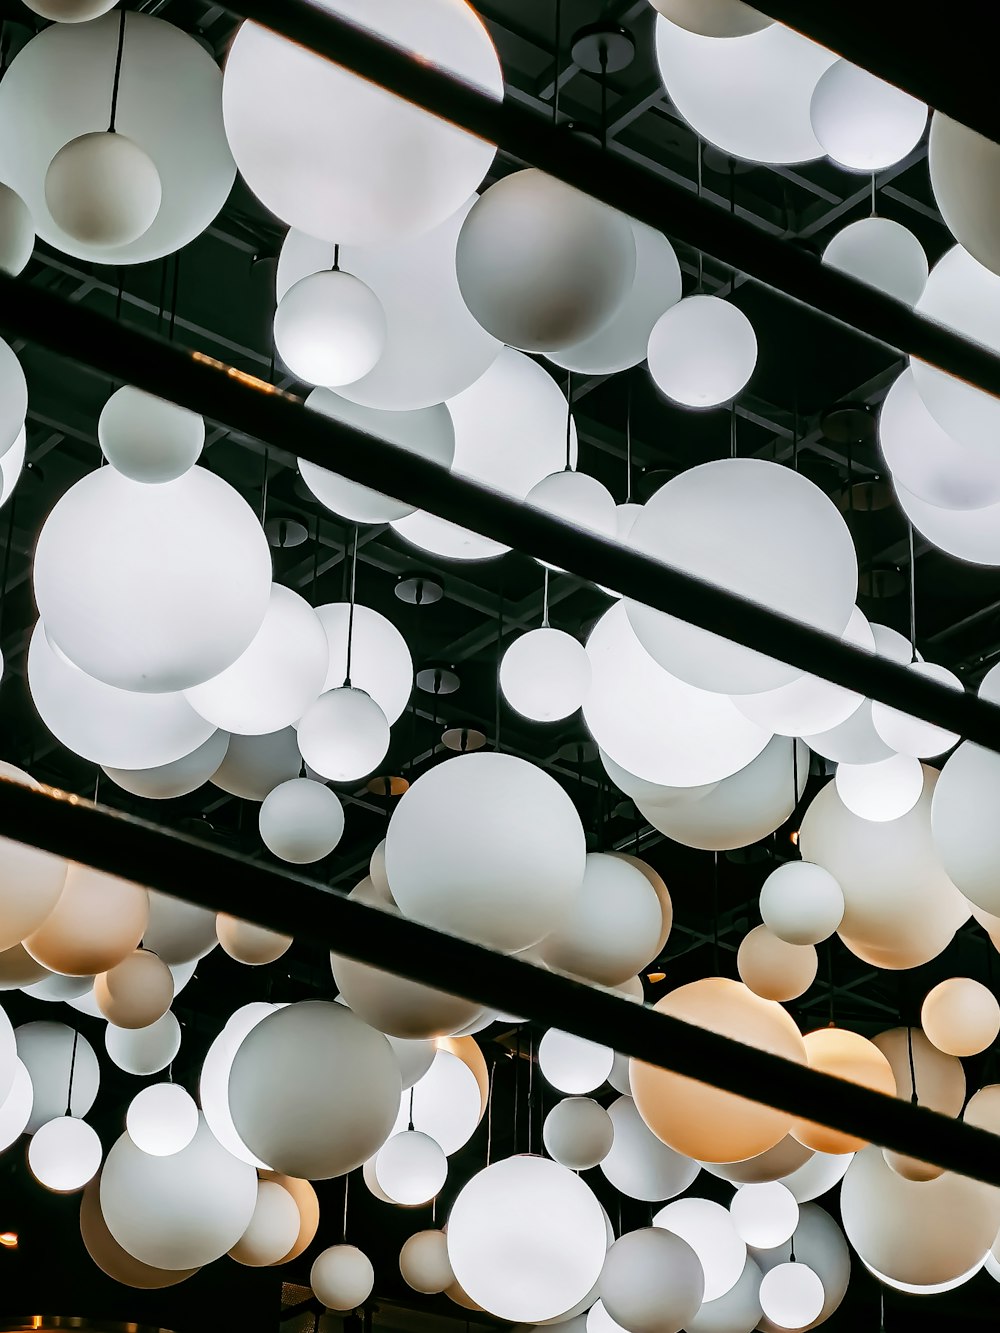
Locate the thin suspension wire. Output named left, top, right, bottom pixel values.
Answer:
left=599, top=44, right=608, bottom=150
left=259, top=448, right=269, bottom=525
left=565, top=371, right=573, bottom=470
left=827, top=940, right=835, bottom=1026
left=552, top=0, right=562, bottom=126
left=527, top=1029, right=535, bottom=1155
left=332, top=244, right=341, bottom=272
left=541, top=568, right=550, bottom=629
left=342, top=1172, right=350, bottom=1241
left=871, top=172, right=878, bottom=217
left=343, top=525, right=359, bottom=687
left=730, top=403, right=737, bottom=459
left=906, top=1024, right=919, bottom=1105
left=65, top=1028, right=79, bottom=1116
left=485, top=1060, right=497, bottom=1165
left=407, top=1084, right=415, bottom=1132
left=696, top=140, right=704, bottom=292
left=494, top=571, right=504, bottom=751
left=712, top=853, right=720, bottom=974
left=108, top=8, right=128, bottom=133
left=908, top=522, right=918, bottom=661
left=625, top=378, right=633, bottom=502
left=0, top=494, right=17, bottom=644
left=168, top=253, right=180, bottom=343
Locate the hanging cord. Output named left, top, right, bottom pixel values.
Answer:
left=624, top=378, right=633, bottom=503
left=513, top=1027, right=521, bottom=1151
left=792, top=400, right=800, bottom=473
left=871, top=172, right=878, bottom=218
left=564, top=371, right=574, bottom=470
left=406, top=1085, right=415, bottom=1133
left=485, top=1060, right=497, bottom=1165
left=880, top=1288, right=885, bottom=1332
left=730, top=403, right=737, bottom=459
left=552, top=0, right=562, bottom=126
left=332, top=244, right=340, bottom=272
left=65, top=1029, right=79, bottom=1116
left=827, top=939, right=835, bottom=1026
left=0, top=494, right=17, bottom=645
left=906, top=1025, right=919, bottom=1105
left=541, top=568, right=550, bottom=629
left=494, top=573, right=504, bottom=751
left=107, top=7, right=128, bottom=134
left=343, top=526, right=359, bottom=687
left=695, top=139, right=704, bottom=292
left=712, top=853, right=721, bottom=974
left=599, top=42, right=609, bottom=150
left=789, top=1231, right=796, bottom=1263
left=259, top=448, right=269, bottom=525
left=526, top=1030, right=535, bottom=1155
left=168, top=252, right=180, bottom=344
left=342, top=1173, right=350, bottom=1242
left=312, top=516, right=321, bottom=602
left=908, top=522, right=918, bottom=662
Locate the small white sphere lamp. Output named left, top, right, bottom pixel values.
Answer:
left=259, top=777, right=345, bottom=864
left=274, top=268, right=387, bottom=388
left=45, top=131, right=162, bottom=248
left=126, top=1082, right=199, bottom=1157
left=311, top=1244, right=375, bottom=1311
left=758, top=1262, right=824, bottom=1329
left=810, top=60, right=927, bottom=171
left=647, top=296, right=757, bottom=408
left=98, top=386, right=204, bottom=484
left=500, top=627, right=591, bottom=722
left=29, top=1115, right=102, bottom=1193
left=297, top=686, right=390, bottom=783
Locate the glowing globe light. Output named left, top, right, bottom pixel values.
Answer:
left=447, top=1156, right=608, bottom=1323
left=754, top=1202, right=850, bottom=1326
left=648, top=0, right=771, bottom=37
left=29, top=1115, right=102, bottom=1193
left=400, top=1229, right=454, bottom=1294
left=758, top=1263, right=824, bottom=1330
left=311, top=1244, right=375, bottom=1311
left=222, top=0, right=502, bottom=247
left=0, top=426, right=26, bottom=508
left=823, top=217, right=928, bottom=305
left=23, top=0, right=116, bottom=18
left=297, top=686, right=390, bottom=783
left=870, top=661, right=962, bottom=758
left=500, top=627, right=591, bottom=723
left=543, top=1097, right=615, bottom=1171
left=105, top=1011, right=181, bottom=1078
left=142, top=892, right=217, bottom=966
left=654, top=1197, right=746, bottom=1302
left=210, top=727, right=300, bottom=801
left=104, top=731, right=230, bottom=801
left=274, top=268, right=386, bottom=388
left=94, top=949, right=174, bottom=1030
left=810, top=60, right=926, bottom=172
left=80, top=1173, right=199, bottom=1289
left=381, top=1037, right=485, bottom=1157
left=199, top=1003, right=278, bottom=1168
left=538, top=1030, right=614, bottom=1095
left=792, top=1028, right=897, bottom=1154
left=126, top=1083, right=199, bottom=1157
left=33, top=465, right=272, bottom=694
left=759, top=862, right=845, bottom=946
left=647, top=296, right=757, bottom=408
left=0, top=762, right=68, bottom=952
left=24, top=863, right=148, bottom=978
left=687, top=1257, right=763, bottom=1333
left=654, top=17, right=835, bottom=165
left=736, top=926, right=817, bottom=1003
left=526, top=470, right=618, bottom=576
left=729, top=1183, right=798, bottom=1250
left=99, top=386, right=204, bottom=484
left=929, top=112, right=1000, bottom=281
left=216, top=915, right=292, bottom=966
left=374, top=1130, right=447, bottom=1206
left=259, top=778, right=345, bottom=864
left=873, top=1026, right=966, bottom=1182
left=0, top=182, right=34, bottom=275
left=45, top=131, right=161, bottom=248
left=229, top=1178, right=301, bottom=1267
left=932, top=742, right=1000, bottom=917
left=260, top=1172, right=319, bottom=1265
left=835, top=753, right=925, bottom=823
left=600, top=1097, right=699, bottom=1202
left=921, top=977, right=1000, bottom=1057
left=804, top=622, right=918, bottom=764
left=600, top=1227, right=705, bottom=1333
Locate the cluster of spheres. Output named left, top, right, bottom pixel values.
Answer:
left=2, top=0, right=1000, bottom=1327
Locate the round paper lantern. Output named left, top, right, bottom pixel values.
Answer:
left=730, top=1184, right=798, bottom=1250
left=700, top=1136, right=813, bottom=1188
left=637, top=736, right=807, bottom=853
left=921, top=977, right=1000, bottom=1057
left=803, top=622, right=915, bottom=764
left=600, top=1227, right=704, bottom=1333
left=823, top=217, right=928, bottom=304
left=332, top=877, right=483, bottom=1039
left=274, top=269, right=386, bottom=388
left=0, top=944, right=48, bottom=990
left=199, top=1003, right=277, bottom=1168
left=798, top=766, right=970, bottom=970
left=732, top=607, right=873, bottom=739
left=758, top=1263, right=823, bottom=1330
left=929, top=112, right=1000, bottom=281
left=654, top=1197, right=746, bottom=1302
left=216, top=915, right=292, bottom=966
left=737, top=926, right=817, bottom=1003
left=0, top=1060, right=35, bottom=1152
left=861, top=1256, right=984, bottom=1295
left=810, top=60, right=926, bottom=171
left=649, top=0, right=771, bottom=37
left=647, top=296, right=757, bottom=409
left=185, top=584, right=328, bottom=737
left=400, top=1229, right=453, bottom=1294
left=526, top=470, right=618, bottom=574
left=45, top=130, right=161, bottom=248
left=223, top=0, right=501, bottom=246
left=550, top=220, right=682, bottom=375
left=392, top=347, right=577, bottom=562
left=457, top=170, right=635, bottom=353
left=538, top=852, right=663, bottom=986
left=315, top=603, right=413, bottom=720
left=258, top=778, right=344, bottom=865
left=126, top=1083, right=198, bottom=1157
left=870, top=661, right=962, bottom=758
left=586, top=603, right=770, bottom=788
left=80, top=1174, right=199, bottom=1289
left=538, top=1030, right=614, bottom=1095
left=229, top=1179, right=300, bottom=1266
left=105, top=731, right=229, bottom=800
left=0, top=12, right=234, bottom=264
left=500, top=627, right=591, bottom=723
left=447, top=1156, right=608, bottom=1323
left=687, top=1257, right=763, bottom=1333
left=101, top=1113, right=257, bottom=1269
left=0, top=763, right=68, bottom=951
left=16, top=1021, right=99, bottom=1133
left=792, top=1028, right=896, bottom=1154
left=963, top=1083, right=1000, bottom=1134
left=627, top=459, right=857, bottom=695
left=834, top=754, right=924, bottom=822
left=384, top=1038, right=487, bottom=1156
left=654, top=17, right=835, bottom=165
left=0, top=340, right=25, bottom=461
left=840, top=1145, right=1000, bottom=1286
left=211, top=727, right=300, bottom=801
left=0, top=182, right=34, bottom=275
left=142, top=891, right=217, bottom=965
left=600, top=1095, right=699, bottom=1202
left=872, top=1026, right=965, bottom=1182
left=631, top=979, right=808, bottom=1163
left=95, top=949, right=174, bottom=1030
left=611, top=854, right=673, bottom=956
left=98, top=386, right=203, bottom=485
left=258, top=1171, right=320, bottom=1265
left=229, top=1001, right=400, bottom=1179
left=759, top=863, right=845, bottom=946
left=297, top=686, right=390, bottom=783
left=34, top=466, right=272, bottom=694
left=878, top=367, right=1000, bottom=510
left=385, top=752, right=586, bottom=952
left=106, top=1010, right=181, bottom=1077
left=374, top=1130, right=447, bottom=1205
left=24, top=864, right=148, bottom=978
left=29, top=1115, right=102, bottom=1193
left=28, top=622, right=216, bottom=769
left=312, top=1244, right=375, bottom=1311
left=895, top=476, right=1000, bottom=565
left=277, top=197, right=500, bottom=411
left=543, top=1097, right=614, bottom=1171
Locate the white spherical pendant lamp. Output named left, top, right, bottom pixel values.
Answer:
left=921, top=977, right=1000, bottom=1057
left=653, top=1197, right=746, bottom=1302
left=870, top=661, right=962, bottom=758
left=374, top=1129, right=447, bottom=1206
left=758, top=862, right=845, bottom=946
left=810, top=60, right=926, bottom=171
left=105, top=1010, right=181, bottom=1077
left=0, top=182, right=34, bottom=275
left=500, top=627, right=591, bottom=722
left=98, top=386, right=204, bottom=484
left=16, top=1021, right=99, bottom=1132
left=758, top=1263, right=824, bottom=1330
left=23, top=863, right=148, bottom=978
left=648, top=0, right=771, bottom=38
left=126, top=1083, right=199, bottom=1157
left=315, top=603, right=413, bottom=721
left=259, top=777, right=345, bottom=864
left=929, top=112, right=1000, bottom=281
left=400, top=1229, right=454, bottom=1294
left=600, top=1227, right=704, bottom=1333
left=729, top=1183, right=798, bottom=1250
left=311, top=1244, right=375, bottom=1311
left=229, top=1178, right=301, bottom=1267
left=834, top=754, right=925, bottom=823
left=736, top=926, right=817, bottom=1003
left=297, top=686, right=390, bottom=783
left=543, top=1097, right=615, bottom=1171
left=823, top=217, right=928, bottom=305
left=29, top=1115, right=102, bottom=1193
left=538, top=1029, right=614, bottom=1095
left=791, top=1027, right=896, bottom=1154
left=216, top=915, right=292, bottom=966
left=599, top=1095, right=699, bottom=1203
left=45, top=131, right=161, bottom=248
left=94, top=949, right=174, bottom=1030
left=274, top=268, right=386, bottom=388
left=647, top=296, right=757, bottom=409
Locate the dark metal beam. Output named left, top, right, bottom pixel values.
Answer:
left=4, top=273, right=1000, bottom=753
left=3, top=777, right=1000, bottom=1188
left=220, top=0, right=1000, bottom=403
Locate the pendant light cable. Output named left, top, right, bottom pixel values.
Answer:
left=908, top=521, right=918, bottom=661
left=65, top=1029, right=79, bottom=1117
left=565, top=371, right=573, bottom=471
left=343, top=525, right=359, bottom=687
left=625, top=377, right=633, bottom=503
left=108, top=8, right=128, bottom=134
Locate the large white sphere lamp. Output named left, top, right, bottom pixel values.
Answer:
left=758, top=1263, right=824, bottom=1330
left=45, top=129, right=161, bottom=249
left=599, top=1095, right=699, bottom=1203
left=104, top=731, right=230, bottom=801
left=729, top=1183, right=798, bottom=1250
left=400, top=1229, right=454, bottom=1294
left=647, top=0, right=771, bottom=37
left=599, top=1227, right=704, bottom=1333
left=791, top=1027, right=896, bottom=1154
left=99, top=386, right=205, bottom=486
left=374, top=1129, right=447, bottom=1206
left=16, top=1021, right=99, bottom=1133
left=538, top=1029, right=614, bottom=1095
left=23, top=863, right=148, bottom=978
left=105, top=1011, right=181, bottom=1077
left=834, top=754, right=924, bottom=823
left=126, top=1083, right=199, bottom=1157
left=758, top=862, right=844, bottom=946
left=228, top=1178, right=301, bottom=1267
left=94, top=949, right=174, bottom=1029
left=653, top=1197, right=746, bottom=1302
left=543, top=1097, right=615, bottom=1171
left=315, top=603, right=412, bottom=720
left=0, top=338, right=28, bottom=460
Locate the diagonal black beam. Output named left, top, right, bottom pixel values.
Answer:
left=220, top=0, right=1000, bottom=402
left=3, top=272, right=1000, bottom=752
left=755, top=0, right=1000, bottom=147
left=4, top=778, right=1000, bottom=1188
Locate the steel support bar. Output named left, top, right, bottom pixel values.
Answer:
left=755, top=1, right=1000, bottom=147
left=221, top=0, right=1000, bottom=402
left=3, top=273, right=1000, bottom=752
left=3, top=779, right=1000, bottom=1187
